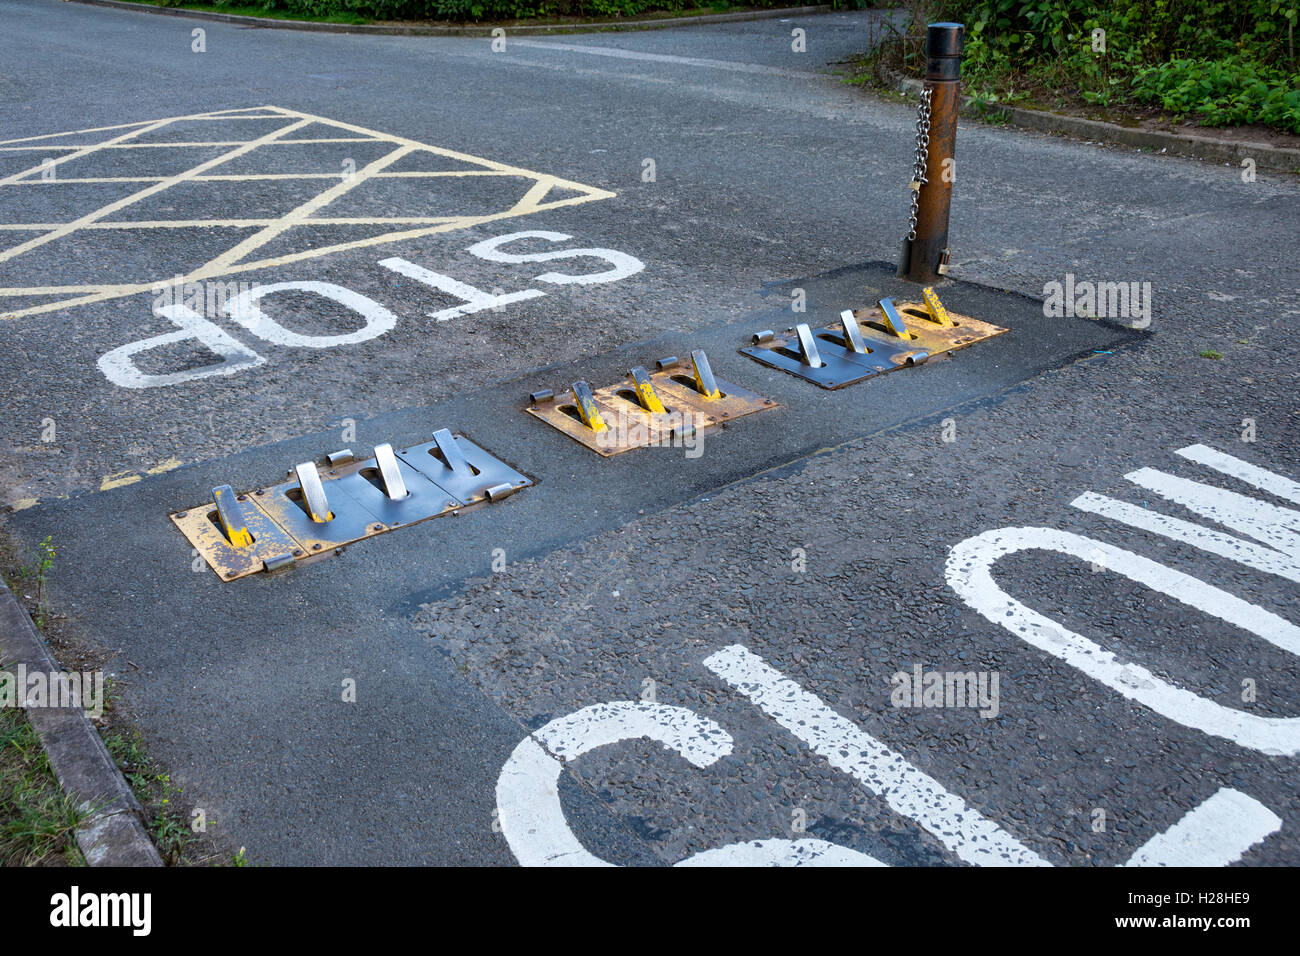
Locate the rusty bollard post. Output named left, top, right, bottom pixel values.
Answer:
left=898, top=22, right=964, bottom=284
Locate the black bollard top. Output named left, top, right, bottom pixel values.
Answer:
left=925, top=22, right=964, bottom=80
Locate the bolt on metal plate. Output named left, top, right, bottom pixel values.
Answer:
left=396, top=430, right=532, bottom=504
left=525, top=354, right=777, bottom=456
left=170, top=490, right=303, bottom=581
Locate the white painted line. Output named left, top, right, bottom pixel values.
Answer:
left=467, top=230, right=644, bottom=285
left=946, top=527, right=1300, bottom=755
left=1124, top=788, right=1281, bottom=867
left=0, top=106, right=616, bottom=320
left=378, top=256, right=545, bottom=321
left=676, top=838, right=884, bottom=867
left=96, top=304, right=265, bottom=389
left=496, top=701, right=733, bottom=867
left=0, top=117, right=314, bottom=265
left=512, top=40, right=813, bottom=79
left=1071, top=491, right=1300, bottom=582
left=702, top=644, right=1049, bottom=867
left=1125, top=467, right=1300, bottom=559
left=1178, top=444, right=1300, bottom=506
left=225, top=281, right=396, bottom=348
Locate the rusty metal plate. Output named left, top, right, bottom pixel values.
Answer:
left=252, top=472, right=388, bottom=555
left=527, top=366, right=777, bottom=456
left=849, top=300, right=1007, bottom=356
left=526, top=385, right=627, bottom=457
left=170, top=496, right=302, bottom=581
left=323, top=453, right=462, bottom=530
left=650, top=369, right=776, bottom=425
left=396, top=432, right=533, bottom=504
left=526, top=385, right=692, bottom=457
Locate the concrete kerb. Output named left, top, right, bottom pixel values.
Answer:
left=0, top=581, right=162, bottom=866
left=879, top=63, right=1300, bottom=174
left=71, top=0, right=834, bottom=37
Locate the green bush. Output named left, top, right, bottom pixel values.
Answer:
left=1131, top=55, right=1300, bottom=132
left=213, top=0, right=869, bottom=21
left=915, top=1, right=1300, bottom=132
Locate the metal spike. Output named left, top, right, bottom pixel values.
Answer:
left=570, top=382, right=607, bottom=432
left=878, top=297, right=912, bottom=339
left=628, top=366, right=667, bottom=413
left=922, top=286, right=954, bottom=326
left=293, top=462, right=332, bottom=523
left=794, top=324, right=824, bottom=368
left=373, top=443, right=408, bottom=501
left=212, top=484, right=252, bottom=547
left=689, top=349, right=721, bottom=399
left=432, top=429, right=473, bottom=474
left=838, top=310, right=868, bottom=354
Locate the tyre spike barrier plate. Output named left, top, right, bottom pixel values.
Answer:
left=525, top=349, right=778, bottom=456
left=170, top=431, right=532, bottom=580
left=853, top=289, right=1006, bottom=356
left=740, top=287, right=1006, bottom=389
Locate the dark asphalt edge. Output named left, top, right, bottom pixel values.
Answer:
left=70, top=0, right=833, bottom=37
left=0, top=581, right=163, bottom=866
left=879, top=64, right=1300, bottom=174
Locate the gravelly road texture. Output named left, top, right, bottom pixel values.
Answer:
left=1, top=0, right=1297, bottom=867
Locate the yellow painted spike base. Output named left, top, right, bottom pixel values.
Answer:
left=170, top=497, right=301, bottom=581
left=527, top=367, right=777, bottom=456
left=850, top=300, right=1007, bottom=356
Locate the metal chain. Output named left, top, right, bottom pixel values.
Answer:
left=904, top=86, right=932, bottom=242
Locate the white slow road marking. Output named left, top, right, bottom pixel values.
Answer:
left=1126, top=465, right=1300, bottom=559
left=496, top=701, right=732, bottom=867
left=703, top=644, right=1050, bottom=867
left=950, top=446, right=1300, bottom=754
left=1178, top=443, right=1300, bottom=506
left=1124, top=789, right=1281, bottom=867
left=1071, top=491, right=1300, bottom=583
left=493, top=647, right=1280, bottom=865
left=947, top=527, right=1300, bottom=755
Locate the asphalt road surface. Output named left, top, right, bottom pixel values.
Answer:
left=1, top=0, right=1298, bottom=867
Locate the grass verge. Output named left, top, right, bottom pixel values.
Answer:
left=844, top=1, right=1300, bottom=147
left=0, top=707, right=85, bottom=866
left=1, top=532, right=237, bottom=866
